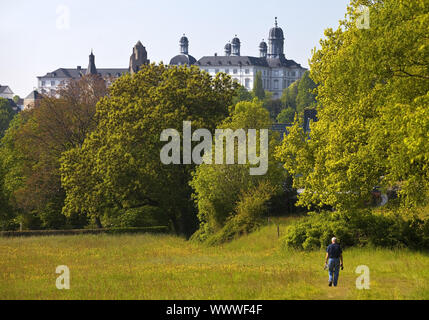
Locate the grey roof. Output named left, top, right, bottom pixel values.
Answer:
left=38, top=68, right=129, bottom=79
left=170, top=54, right=197, bottom=66
left=197, top=55, right=305, bottom=69
left=0, top=85, right=12, bottom=94
left=269, top=26, right=284, bottom=40
left=25, top=90, right=41, bottom=100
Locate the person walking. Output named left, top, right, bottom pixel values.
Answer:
left=325, top=237, right=344, bottom=287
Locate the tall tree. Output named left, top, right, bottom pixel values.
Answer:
left=61, top=64, right=237, bottom=236
left=296, top=71, right=317, bottom=113
left=252, top=71, right=265, bottom=100
left=0, top=75, right=107, bottom=229
left=276, top=0, right=429, bottom=211
left=281, top=81, right=298, bottom=110
left=0, top=98, right=17, bottom=138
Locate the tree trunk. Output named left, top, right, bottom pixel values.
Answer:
left=95, top=216, right=103, bottom=229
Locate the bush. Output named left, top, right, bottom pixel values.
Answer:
left=0, top=226, right=169, bottom=238
left=106, top=205, right=169, bottom=229
left=282, top=209, right=429, bottom=251
left=202, top=181, right=279, bottom=245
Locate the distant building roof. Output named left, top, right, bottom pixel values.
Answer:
left=38, top=68, right=129, bottom=80
left=25, top=90, right=42, bottom=100
left=0, top=85, right=13, bottom=94
left=197, top=55, right=305, bottom=69
left=170, top=54, right=197, bottom=66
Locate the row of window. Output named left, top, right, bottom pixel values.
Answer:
left=232, top=78, right=296, bottom=90
left=204, top=68, right=299, bottom=77
left=40, top=80, right=65, bottom=87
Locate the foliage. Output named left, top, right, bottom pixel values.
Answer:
left=0, top=97, right=17, bottom=138
left=0, top=76, right=107, bottom=230
left=106, top=205, right=170, bottom=229
left=232, top=84, right=253, bottom=105
left=252, top=71, right=266, bottom=100
left=204, top=181, right=280, bottom=245
left=276, top=107, right=296, bottom=124
left=61, top=64, right=237, bottom=236
left=190, top=99, right=286, bottom=243
left=281, top=81, right=298, bottom=110
left=296, top=71, right=317, bottom=113
left=282, top=209, right=429, bottom=251
left=276, top=0, right=429, bottom=211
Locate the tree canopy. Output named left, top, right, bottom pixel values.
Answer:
left=60, top=64, right=237, bottom=236
left=276, top=0, right=429, bottom=211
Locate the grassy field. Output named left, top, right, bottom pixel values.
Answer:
left=1, top=217, right=428, bottom=300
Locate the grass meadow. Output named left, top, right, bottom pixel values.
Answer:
left=1, top=217, right=428, bottom=300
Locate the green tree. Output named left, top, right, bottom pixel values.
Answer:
left=190, top=99, right=286, bottom=242
left=296, top=71, right=317, bottom=113
left=61, top=64, right=237, bottom=236
left=0, top=98, right=17, bottom=138
left=277, top=107, right=296, bottom=124
left=252, top=71, right=265, bottom=100
left=232, top=84, right=253, bottom=105
left=13, top=95, right=20, bottom=104
left=276, top=0, right=429, bottom=211
left=0, top=76, right=106, bottom=230
left=281, top=81, right=298, bottom=110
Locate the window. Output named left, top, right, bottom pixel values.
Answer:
left=274, top=70, right=279, bottom=77
left=51, top=80, right=56, bottom=86
left=41, top=81, right=46, bottom=86
left=291, top=71, right=296, bottom=77
left=245, top=69, right=250, bottom=74
left=215, top=69, right=219, bottom=73
left=225, top=69, right=230, bottom=74
left=274, top=80, right=279, bottom=90
left=245, top=78, right=251, bottom=89
left=233, top=69, right=238, bottom=74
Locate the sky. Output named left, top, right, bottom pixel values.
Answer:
left=0, top=0, right=350, bottom=97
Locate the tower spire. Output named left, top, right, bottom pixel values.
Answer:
left=86, top=49, right=97, bottom=75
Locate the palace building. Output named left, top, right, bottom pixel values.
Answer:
left=37, top=42, right=149, bottom=95
left=170, top=18, right=307, bottom=99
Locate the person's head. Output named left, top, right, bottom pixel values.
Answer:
left=332, top=237, right=338, bottom=244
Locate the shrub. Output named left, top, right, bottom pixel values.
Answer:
left=111, top=206, right=169, bottom=228
left=282, top=209, right=429, bottom=251
left=204, top=181, right=279, bottom=245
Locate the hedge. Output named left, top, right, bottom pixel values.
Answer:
left=0, top=226, right=169, bottom=238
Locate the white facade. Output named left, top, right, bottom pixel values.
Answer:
left=200, top=65, right=305, bottom=99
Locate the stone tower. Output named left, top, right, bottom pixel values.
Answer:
left=129, top=41, right=150, bottom=74
left=86, top=50, right=97, bottom=75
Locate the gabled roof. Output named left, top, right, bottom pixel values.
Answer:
left=25, top=90, right=41, bottom=100
left=0, top=85, right=13, bottom=94
left=38, top=68, right=129, bottom=79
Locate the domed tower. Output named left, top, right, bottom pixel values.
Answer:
left=231, top=36, right=241, bottom=56
left=169, top=34, right=197, bottom=66
left=224, top=42, right=232, bottom=56
left=259, top=39, right=268, bottom=58
left=180, top=34, right=189, bottom=55
left=268, top=17, right=285, bottom=59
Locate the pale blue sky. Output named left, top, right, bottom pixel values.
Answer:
left=1, top=0, right=350, bottom=97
